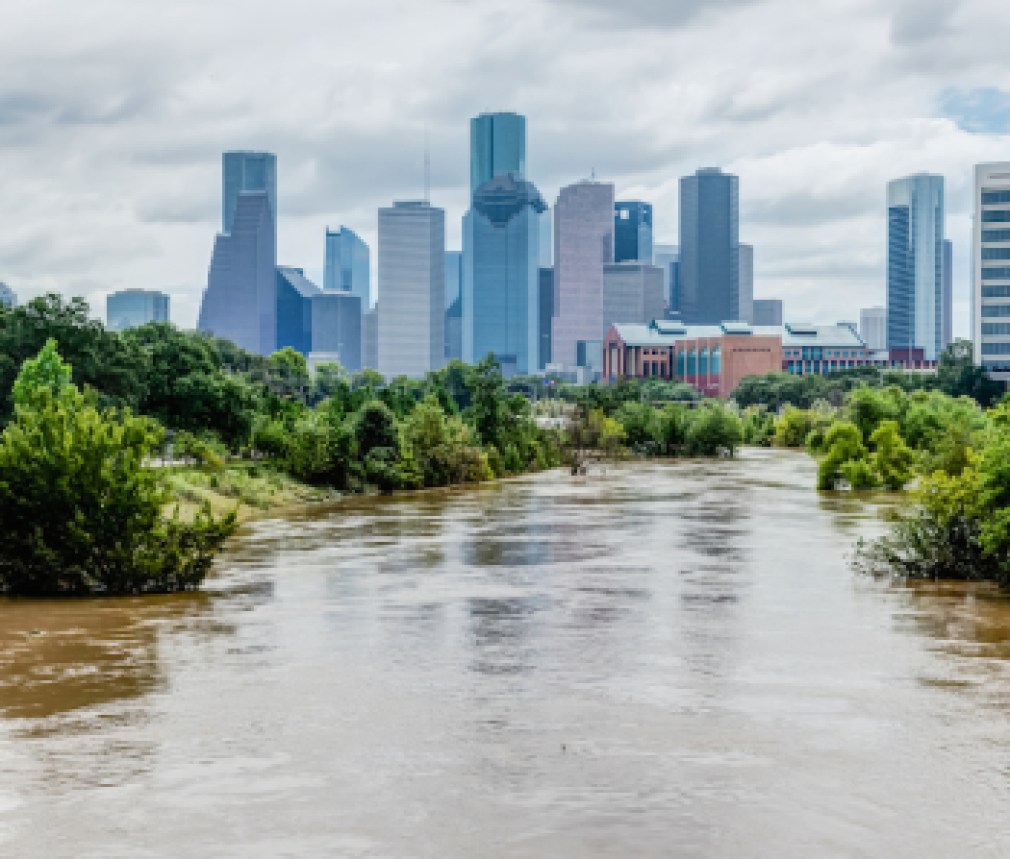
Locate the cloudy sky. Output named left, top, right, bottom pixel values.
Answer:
left=1, top=0, right=1008, bottom=332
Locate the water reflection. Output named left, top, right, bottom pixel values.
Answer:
left=6, top=451, right=1010, bottom=857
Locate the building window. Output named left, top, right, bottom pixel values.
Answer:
left=712, top=346, right=722, bottom=375
left=687, top=348, right=697, bottom=375
left=676, top=350, right=686, bottom=377
left=699, top=347, right=709, bottom=376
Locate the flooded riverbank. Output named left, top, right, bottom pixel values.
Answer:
left=3, top=449, right=1010, bottom=857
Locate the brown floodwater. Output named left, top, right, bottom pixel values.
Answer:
left=3, top=448, right=1010, bottom=857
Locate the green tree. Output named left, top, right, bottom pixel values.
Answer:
left=817, top=421, right=871, bottom=490
left=0, top=344, right=234, bottom=596
left=869, top=420, right=914, bottom=490
left=684, top=405, right=743, bottom=457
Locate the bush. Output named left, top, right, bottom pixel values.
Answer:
left=0, top=342, right=235, bottom=596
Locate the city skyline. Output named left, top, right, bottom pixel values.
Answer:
left=0, top=0, right=1008, bottom=336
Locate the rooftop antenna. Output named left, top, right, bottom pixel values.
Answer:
left=424, top=125, right=431, bottom=203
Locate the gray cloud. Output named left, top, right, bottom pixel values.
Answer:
left=544, top=0, right=760, bottom=28
left=0, top=0, right=1004, bottom=337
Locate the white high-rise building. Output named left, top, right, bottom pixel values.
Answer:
left=973, top=163, right=1010, bottom=380
left=859, top=306, right=887, bottom=351
left=0, top=282, right=17, bottom=309
left=377, top=201, right=445, bottom=379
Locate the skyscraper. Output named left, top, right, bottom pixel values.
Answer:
left=469, top=112, right=526, bottom=195
left=222, top=151, right=277, bottom=233
left=106, top=289, right=170, bottom=332
left=753, top=298, right=784, bottom=327
left=887, top=174, right=945, bottom=360
left=738, top=243, right=754, bottom=323
left=654, top=244, right=680, bottom=313
left=679, top=168, right=739, bottom=323
left=377, top=201, right=445, bottom=378
left=943, top=239, right=953, bottom=350
left=0, top=282, right=18, bottom=309
left=602, top=263, right=666, bottom=333
left=538, top=267, right=553, bottom=369
left=614, top=201, right=654, bottom=264
left=462, top=174, right=546, bottom=375
left=198, top=190, right=277, bottom=355
left=859, top=306, right=886, bottom=351
left=275, top=266, right=317, bottom=355
left=311, top=290, right=362, bottom=372
left=973, top=162, right=1010, bottom=379
left=444, top=250, right=463, bottom=361
left=324, top=227, right=370, bottom=306
left=551, top=180, right=615, bottom=369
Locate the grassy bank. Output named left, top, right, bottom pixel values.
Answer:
left=165, top=462, right=339, bottom=523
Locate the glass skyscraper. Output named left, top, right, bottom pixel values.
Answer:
left=469, top=112, right=526, bottom=195
left=552, top=180, right=615, bottom=369
left=0, top=282, right=18, bottom=309
left=199, top=190, right=277, bottom=355
left=738, top=243, right=754, bottom=323
left=679, top=168, right=739, bottom=324
left=222, top=151, right=277, bottom=233
left=377, top=201, right=445, bottom=378
left=462, top=174, right=546, bottom=375
left=614, top=201, right=653, bottom=264
left=324, top=227, right=370, bottom=307
left=973, top=162, right=1010, bottom=379
left=887, top=174, right=945, bottom=360
left=106, top=289, right=170, bottom=332
left=444, top=251, right=462, bottom=361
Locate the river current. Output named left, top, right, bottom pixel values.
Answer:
left=3, top=449, right=1010, bottom=857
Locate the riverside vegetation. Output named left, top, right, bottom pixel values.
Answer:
left=739, top=352, right=1010, bottom=588
left=0, top=296, right=744, bottom=597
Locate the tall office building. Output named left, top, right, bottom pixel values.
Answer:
left=276, top=266, right=317, bottom=355
left=654, top=244, right=680, bottom=313
left=887, top=173, right=945, bottom=360
left=0, top=282, right=18, bottom=309
left=470, top=112, right=526, bottom=194
left=679, top=168, right=739, bottom=323
left=311, top=290, right=362, bottom=372
left=738, top=243, right=754, bottom=323
left=603, top=263, right=665, bottom=333
left=551, top=180, right=615, bottom=369
left=106, top=289, right=169, bottom=332
left=860, top=306, right=886, bottom=351
left=222, top=151, right=277, bottom=233
left=538, top=267, right=553, bottom=369
left=462, top=174, right=546, bottom=375
left=943, top=239, right=953, bottom=349
left=753, top=298, right=783, bottom=327
left=377, top=201, right=445, bottom=378
left=199, top=190, right=277, bottom=354
left=973, top=163, right=1010, bottom=379
left=444, top=251, right=463, bottom=361
left=362, top=307, right=378, bottom=370
left=614, top=201, right=653, bottom=264
left=324, top=227, right=370, bottom=306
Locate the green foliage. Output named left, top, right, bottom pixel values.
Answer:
left=869, top=420, right=914, bottom=490
left=0, top=344, right=234, bottom=596
left=773, top=405, right=820, bottom=448
left=11, top=338, right=73, bottom=406
left=817, top=421, right=869, bottom=491
left=684, top=405, right=743, bottom=457
left=741, top=407, right=775, bottom=447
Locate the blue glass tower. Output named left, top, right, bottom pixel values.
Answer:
left=444, top=251, right=462, bottom=361
left=107, top=289, right=170, bottom=332
left=614, top=201, right=653, bottom=263
left=223, top=151, right=277, bottom=233
left=462, top=174, right=546, bottom=375
left=887, top=174, right=944, bottom=360
left=199, top=190, right=276, bottom=354
left=679, top=168, right=739, bottom=324
left=470, top=113, right=526, bottom=195
left=324, top=227, right=370, bottom=307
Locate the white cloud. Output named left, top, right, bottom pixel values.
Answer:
left=0, top=0, right=1007, bottom=336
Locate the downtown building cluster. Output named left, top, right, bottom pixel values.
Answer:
left=193, top=113, right=772, bottom=383
left=176, top=115, right=1007, bottom=393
